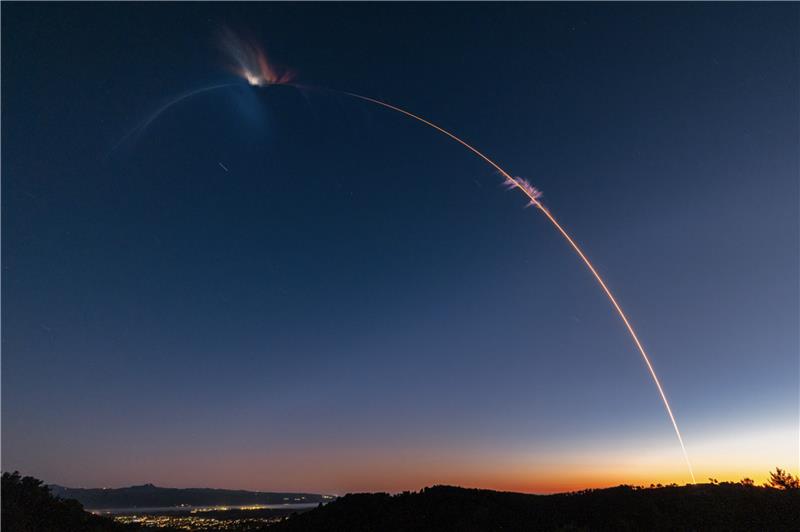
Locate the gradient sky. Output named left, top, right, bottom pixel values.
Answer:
left=2, top=3, right=798, bottom=494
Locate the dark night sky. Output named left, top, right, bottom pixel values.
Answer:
left=2, top=3, right=798, bottom=493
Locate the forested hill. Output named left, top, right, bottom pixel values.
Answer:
left=272, top=483, right=800, bottom=531
left=2, top=472, right=131, bottom=532
left=48, top=483, right=331, bottom=509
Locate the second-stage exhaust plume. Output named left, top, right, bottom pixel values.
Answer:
left=113, top=30, right=291, bottom=152
left=219, top=27, right=294, bottom=87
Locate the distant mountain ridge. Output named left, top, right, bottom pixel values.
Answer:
left=48, top=482, right=333, bottom=509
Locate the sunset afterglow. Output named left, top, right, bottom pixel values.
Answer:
left=3, top=3, right=797, bottom=513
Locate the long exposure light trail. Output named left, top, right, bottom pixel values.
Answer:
left=337, top=91, right=696, bottom=484
left=125, top=29, right=696, bottom=482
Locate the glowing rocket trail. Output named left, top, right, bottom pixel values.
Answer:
left=134, top=30, right=695, bottom=482
left=338, top=91, right=696, bottom=484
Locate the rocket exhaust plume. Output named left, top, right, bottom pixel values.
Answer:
left=112, top=29, right=291, bottom=152
left=219, top=27, right=294, bottom=86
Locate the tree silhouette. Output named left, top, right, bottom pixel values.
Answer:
left=1, top=471, right=129, bottom=531
left=766, top=467, right=800, bottom=490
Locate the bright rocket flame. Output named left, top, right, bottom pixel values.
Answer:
left=220, top=28, right=294, bottom=86
left=339, top=91, right=696, bottom=484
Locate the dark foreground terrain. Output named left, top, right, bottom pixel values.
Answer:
left=273, top=483, right=800, bottom=532
left=4, top=471, right=799, bottom=531
left=2, top=472, right=135, bottom=532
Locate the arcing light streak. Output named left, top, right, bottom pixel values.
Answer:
left=114, top=26, right=294, bottom=152
left=338, top=91, right=696, bottom=484
left=113, top=83, right=238, bottom=151
left=125, top=70, right=696, bottom=482
left=202, top=28, right=694, bottom=481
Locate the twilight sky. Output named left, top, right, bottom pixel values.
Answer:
left=2, top=3, right=798, bottom=494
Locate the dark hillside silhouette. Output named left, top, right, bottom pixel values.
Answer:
left=3, top=470, right=798, bottom=531
left=272, top=479, right=800, bottom=531
left=1, top=472, right=140, bottom=532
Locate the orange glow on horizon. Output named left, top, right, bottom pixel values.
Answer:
left=42, top=421, right=792, bottom=496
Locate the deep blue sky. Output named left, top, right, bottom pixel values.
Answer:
left=3, top=3, right=798, bottom=492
